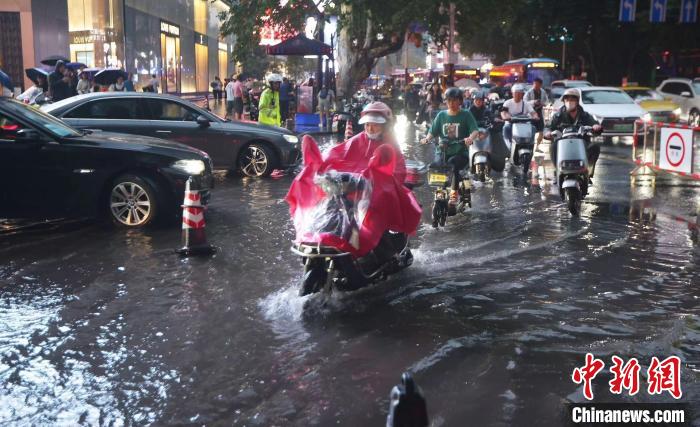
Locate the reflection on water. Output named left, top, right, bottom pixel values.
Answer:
left=1, top=138, right=699, bottom=425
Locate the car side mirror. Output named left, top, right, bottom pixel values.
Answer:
left=196, top=115, right=210, bottom=128
left=15, top=128, right=44, bottom=142
left=680, top=91, right=692, bottom=97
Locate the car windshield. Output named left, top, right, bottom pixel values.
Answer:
left=568, top=81, right=592, bottom=87
left=582, top=90, right=634, bottom=104
left=3, top=99, right=81, bottom=137
left=693, top=82, right=700, bottom=94
left=625, top=89, right=664, bottom=101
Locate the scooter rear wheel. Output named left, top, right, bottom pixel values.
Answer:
left=521, top=153, right=531, bottom=175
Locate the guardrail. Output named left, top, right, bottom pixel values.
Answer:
left=631, top=120, right=700, bottom=183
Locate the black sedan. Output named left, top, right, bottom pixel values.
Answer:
left=43, top=92, right=301, bottom=177
left=0, top=98, right=214, bottom=228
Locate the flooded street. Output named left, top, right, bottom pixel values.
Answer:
left=1, top=129, right=699, bottom=426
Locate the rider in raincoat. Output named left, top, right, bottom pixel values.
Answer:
left=258, top=73, right=282, bottom=127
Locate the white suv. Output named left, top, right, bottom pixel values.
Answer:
left=656, top=78, right=700, bottom=127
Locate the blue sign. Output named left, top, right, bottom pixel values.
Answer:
left=619, top=0, right=637, bottom=22
left=650, top=0, right=667, bottom=22
left=680, top=0, right=698, bottom=23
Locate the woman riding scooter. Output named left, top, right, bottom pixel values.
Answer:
left=420, top=87, right=480, bottom=205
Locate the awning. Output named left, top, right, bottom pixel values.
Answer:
left=266, top=34, right=332, bottom=57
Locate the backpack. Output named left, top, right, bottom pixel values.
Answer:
left=319, top=88, right=328, bottom=100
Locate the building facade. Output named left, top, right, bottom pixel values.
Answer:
left=0, top=0, right=235, bottom=93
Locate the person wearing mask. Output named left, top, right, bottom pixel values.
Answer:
left=524, top=77, right=549, bottom=143
left=468, top=91, right=493, bottom=125
left=500, top=83, right=539, bottom=151
left=326, top=101, right=406, bottom=182
left=51, top=70, right=77, bottom=102
left=76, top=72, right=91, bottom=95
left=258, top=73, right=282, bottom=127
left=546, top=88, right=602, bottom=183
left=420, top=87, right=480, bottom=205
left=279, top=77, right=293, bottom=123
left=108, top=75, right=127, bottom=92
left=317, top=83, right=335, bottom=129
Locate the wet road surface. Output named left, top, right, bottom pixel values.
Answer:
left=1, top=124, right=699, bottom=426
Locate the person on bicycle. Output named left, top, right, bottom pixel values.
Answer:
left=420, top=87, right=480, bottom=204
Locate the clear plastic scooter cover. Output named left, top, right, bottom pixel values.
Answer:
left=296, top=170, right=373, bottom=250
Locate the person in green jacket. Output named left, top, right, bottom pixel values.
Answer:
left=420, top=87, right=480, bottom=204
left=258, top=73, right=282, bottom=127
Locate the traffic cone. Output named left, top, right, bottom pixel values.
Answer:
left=344, top=118, right=354, bottom=141
left=204, top=94, right=210, bottom=111
left=530, top=157, right=539, bottom=186
left=176, top=177, right=216, bottom=257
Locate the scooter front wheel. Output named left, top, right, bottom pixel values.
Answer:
left=300, top=258, right=327, bottom=296
left=565, top=187, right=582, bottom=216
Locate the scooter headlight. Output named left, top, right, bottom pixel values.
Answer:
left=642, top=113, right=652, bottom=122
left=560, top=160, right=584, bottom=170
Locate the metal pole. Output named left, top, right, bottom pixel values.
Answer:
left=562, top=39, right=566, bottom=73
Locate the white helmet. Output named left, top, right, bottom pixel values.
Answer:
left=267, top=73, right=283, bottom=83
left=511, top=83, right=526, bottom=94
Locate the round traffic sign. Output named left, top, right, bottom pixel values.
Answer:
left=664, top=132, right=685, bottom=168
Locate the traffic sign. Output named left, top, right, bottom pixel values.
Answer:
left=680, top=0, right=698, bottom=23
left=650, top=0, right=667, bottom=22
left=619, top=0, right=637, bottom=22
left=659, top=127, right=693, bottom=174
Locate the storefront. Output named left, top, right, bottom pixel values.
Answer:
left=67, top=0, right=124, bottom=68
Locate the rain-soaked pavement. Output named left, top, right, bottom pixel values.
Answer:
left=1, top=118, right=699, bottom=426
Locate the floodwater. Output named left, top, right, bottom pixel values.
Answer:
left=1, top=122, right=699, bottom=426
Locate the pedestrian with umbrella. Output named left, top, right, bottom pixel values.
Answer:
left=40, top=55, right=70, bottom=67
left=17, top=68, right=48, bottom=104
left=76, top=70, right=91, bottom=94
left=48, top=60, right=67, bottom=99
left=94, top=68, right=128, bottom=91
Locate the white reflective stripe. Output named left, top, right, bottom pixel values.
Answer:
left=182, top=206, right=205, bottom=229
left=474, top=155, right=488, bottom=163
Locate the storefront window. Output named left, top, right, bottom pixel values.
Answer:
left=160, top=21, right=180, bottom=93
left=218, top=42, right=228, bottom=81
left=67, top=0, right=124, bottom=68
left=194, top=0, right=207, bottom=35
left=195, top=40, right=208, bottom=93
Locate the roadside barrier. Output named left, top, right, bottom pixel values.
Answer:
left=176, top=177, right=216, bottom=257
left=631, top=120, right=700, bottom=183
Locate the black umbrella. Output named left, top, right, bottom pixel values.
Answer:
left=79, top=67, right=102, bottom=79
left=94, top=68, right=128, bottom=86
left=66, top=62, right=87, bottom=71
left=25, top=68, right=49, bottom=85
left=40, top=55, right=70, bottom=67
left=0, top=69, right=11, bottom=88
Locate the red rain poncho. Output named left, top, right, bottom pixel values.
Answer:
left=286, top=133, right=422, bottom=257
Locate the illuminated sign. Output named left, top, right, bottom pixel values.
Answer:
left=69, top=29, right=108, bottom=44
left=489, top=71, right=508, bottom=76
left=218, top=42, right=227, bottom=51
left=160, top=21, right=180, bottom=36
left=456, top=70, right=477, bottom=76
left=531, top=62, right=557, bottom=68
left=195, top=33, right=208, bottom=45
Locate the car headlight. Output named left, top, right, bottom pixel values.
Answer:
left=172, top=159, right=206, bottom=175
left=642, top=113, right=652, bottom=122
left=673, top=107, right=682, bottom=116
left=283, top=134, right=299, bottom=143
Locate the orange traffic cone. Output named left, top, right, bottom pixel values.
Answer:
left=176, top=177, right=216, bottom=257
left=344, top=118, right=354, bottom=141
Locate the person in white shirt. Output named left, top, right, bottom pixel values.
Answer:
left=76, top=72, right=90, bottom=95
left=147, top=74, right=159, bottom=93
left=16, top=75, right=47, bottom=104
left=500, top=83, right=539, bottom=148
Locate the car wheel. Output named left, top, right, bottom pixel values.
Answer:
left=689, top=109, right=700, bottom=128
left=239, top=142, right=277, bottom=177
left=108, top=174, right=160, bottom=227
